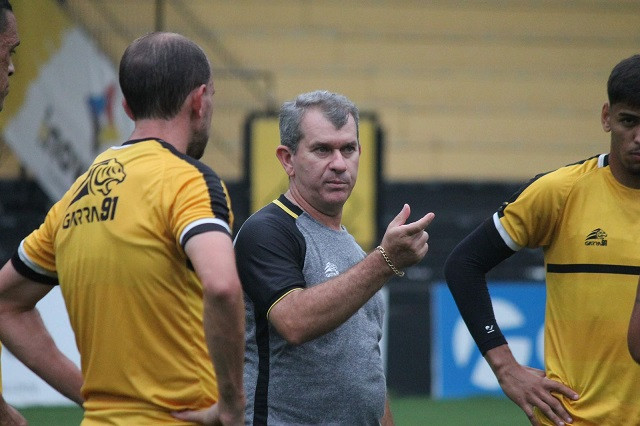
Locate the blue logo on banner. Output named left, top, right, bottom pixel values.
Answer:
left=431, top=282, right=545, bottom=398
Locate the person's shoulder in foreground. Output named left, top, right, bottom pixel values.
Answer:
left=0, top=1, right=28, bottom=424
left=445, top=53, right=640, bottom=426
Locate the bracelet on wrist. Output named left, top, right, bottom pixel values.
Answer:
left=376, top=245, right=405, bottom=277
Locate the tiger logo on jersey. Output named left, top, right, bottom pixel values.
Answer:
left=69, top=158, right=126, bottom=206
left=585, top=228, right=607, bottom=246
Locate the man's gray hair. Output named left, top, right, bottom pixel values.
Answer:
left=279, top=90, right=359, bottom=153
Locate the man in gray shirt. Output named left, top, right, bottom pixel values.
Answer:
left=235, top=90, right=435, bottom=425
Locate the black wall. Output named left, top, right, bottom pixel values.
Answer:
left=0, top=180, right=52, bottom=263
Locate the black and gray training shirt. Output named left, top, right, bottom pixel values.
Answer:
left=235, top=194, right=386, bottom=425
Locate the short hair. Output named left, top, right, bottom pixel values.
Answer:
left=279, top=90, right=359, bottom=153
left=119, top=32, right=210, bottom=120
left=607, top=54, right=640, bottom=108
left=0, top=0, right=13, bottom=34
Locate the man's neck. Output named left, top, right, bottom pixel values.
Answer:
left=129, top=118, right=189, bottom=154
left=284, top=190, right=343, bottom=231
left=608, top=152, right=640, bottom=189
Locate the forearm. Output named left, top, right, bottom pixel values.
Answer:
left=484, top=344, right=519, bottom=379
left=628, top=279, right=640, bottom=363
left=0, top=393, right=26, bottom=426
left=0, top=308, right=83, bottom=405
left=381, top=394, right=394, bottom=426
left=204, top=287, right=246, bottom=411
left=270, top=249, right=394, bottom=344
left=444, top=219, right=514, bottom=354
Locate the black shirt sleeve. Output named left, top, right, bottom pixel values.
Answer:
left=235, top=205, right=306, bottom=318
left=443, top=217, right=516, bottom=355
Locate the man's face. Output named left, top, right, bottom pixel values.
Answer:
left=288, top=108, right=360, bottom=216
left=602, top=102, right=640, bottom=188
left=187, top=79, right=214, bottom=160
left=0, top=10, right=19, bottom=112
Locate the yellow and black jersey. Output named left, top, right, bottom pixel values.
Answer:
left=495, top=153, right=640, bottom=425
left=12, top=138, right=233, bottom=421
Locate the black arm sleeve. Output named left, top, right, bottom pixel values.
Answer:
left=443, top=217, right=516, bottom=355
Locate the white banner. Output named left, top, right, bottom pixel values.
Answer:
left=4, top=27, right=133, bottom=201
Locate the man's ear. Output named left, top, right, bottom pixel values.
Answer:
left=275, top=145, right=295, bottom=177
left=601, top=102, right=612, bottom=132
left=190, top=84, right=207, bottom=118
left=122, top=98, right=135, bottom=120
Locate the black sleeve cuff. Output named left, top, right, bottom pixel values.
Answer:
left=11, top=252, right=59, bottom=286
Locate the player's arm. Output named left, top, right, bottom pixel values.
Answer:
left=269, top=205, right=434, bottom=345
left=180, top=231, right=245, bottom=425
left=444, top=218, right=577, bottom=426
left=0, top=392, right=27, bottom=426
left=627, top=276, right=640, bottom=363
left=0, top=260, right=83, bottom=406
left=444, top=218, right=512, bottom=352
left=380, top=394, right=394, bottom=426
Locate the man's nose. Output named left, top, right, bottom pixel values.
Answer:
left=329, top=150, right=347, bottom=171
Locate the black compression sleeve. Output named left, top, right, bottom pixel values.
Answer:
left=443, top=218, right=516, bottom=355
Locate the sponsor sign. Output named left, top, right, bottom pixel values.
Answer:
left=3, top=1, right=133, bottom=202
left=431, top=281, right=545, bottom=398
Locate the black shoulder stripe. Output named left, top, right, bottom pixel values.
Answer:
left=156, top=139, right=232, bottom=228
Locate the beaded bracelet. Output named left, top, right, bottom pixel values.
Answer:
left=376, top=245, right=405, bottom=277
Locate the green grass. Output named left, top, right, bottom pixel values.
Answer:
left=390, top=396, right=528, bottom=425
left=19, top=405, right=83, bottom=425
left=18, top=396, right=527, bottom=425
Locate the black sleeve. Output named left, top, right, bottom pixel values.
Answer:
left=443, top=217, right=516, bottom=355
left=234, top=210, right=306, bottom=318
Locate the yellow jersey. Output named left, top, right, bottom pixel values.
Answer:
left=14, top=138, right=233, bottom=423
left=496, top=154, right=640, bottom=425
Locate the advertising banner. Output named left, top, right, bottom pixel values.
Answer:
left=431, top=282, right=545, bottom=398
left=2, top=1, right=133, bottom=202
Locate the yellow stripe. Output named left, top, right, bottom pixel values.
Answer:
left=267, top=288, right=303, bottom=319
left=272, top=199, right=298, bottom=219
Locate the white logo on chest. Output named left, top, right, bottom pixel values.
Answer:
left=324, top=262, right=339, bottom=277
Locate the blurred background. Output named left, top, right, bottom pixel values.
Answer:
left=1, top=0, right=639, bottom=423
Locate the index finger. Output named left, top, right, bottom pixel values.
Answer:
left=404, top=212, right=435, bottom=235
left=546, top=378, right=579, bottom=401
